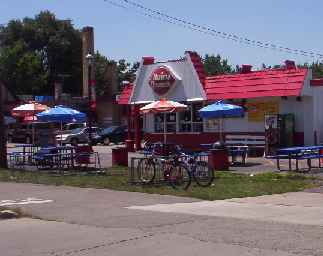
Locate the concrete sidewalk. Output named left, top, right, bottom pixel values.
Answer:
left=1, top=182, right=323, bottom=255
left=128, top=191, right=323, bottom=226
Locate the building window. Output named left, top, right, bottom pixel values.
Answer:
left=192, top=103, right=203, bottom=132
left=179, top=105, right=192, bottom=132
left=154, top=113, right=177, bottom=133
left=178, top=103, right=203, bottom=133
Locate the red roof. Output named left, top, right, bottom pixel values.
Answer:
left=186, top=51, right=206, bottom=88
left=117, top=83, right=133, bottom=105
left=205, top=68, right=308, bottom=100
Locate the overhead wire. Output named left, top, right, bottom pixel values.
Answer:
left=104, top=0, right=323, bottom=60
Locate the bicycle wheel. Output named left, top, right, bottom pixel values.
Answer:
left=136, top=158, right=156, bottom=184
left=169, top=163, right=191, bottom=190
left=193, top=161, right=214, bottom=187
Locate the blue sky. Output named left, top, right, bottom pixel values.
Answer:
left=1, top=0, right=323, bottom=68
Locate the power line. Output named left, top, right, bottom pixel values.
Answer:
left=104, top=0, right=323, bottom=60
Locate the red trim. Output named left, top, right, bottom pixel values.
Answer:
left=117, top=83, right=134, bottom=105
left=310, top=79, right=323, bottom=87
left=186, top=51, right=206, bottom=88
left=142, top=57, right=154, bottom=65
left=144, top=132, right=261, bottom=151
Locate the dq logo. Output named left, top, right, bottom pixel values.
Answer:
left=149, top=66, right=176, bottom=96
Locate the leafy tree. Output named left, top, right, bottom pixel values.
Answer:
left=311, top=62, right=323, bottom=78
left=94, top=52, right=139, bottom=96
left=116, top=59, right=140, bottom=87
left=0, top=11, right=82, bottom=95
left=202, top=54, right=233, bottom=76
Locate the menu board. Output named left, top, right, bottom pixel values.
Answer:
left=246, top=101, right=279, bottom=122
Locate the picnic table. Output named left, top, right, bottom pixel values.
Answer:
left=8, top=144, right=41, bottom=166
left=269, top=145, right=323, bottom=171
left=33, top=145, right=78, bottom=170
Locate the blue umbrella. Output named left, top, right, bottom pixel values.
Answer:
left=199, top=101, right=244, bottom=142
left=36, top=105, right=86, bottom=123
left=199, top=101, right=244, bottom=119
left=36, top=106, right=86, bottom=145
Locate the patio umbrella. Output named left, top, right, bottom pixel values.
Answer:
left=36, top=105, right=86, bottom=145
left=199, top=101, right=244, bottom=142
left=23, top=115, right=38, bottom=123
left=140, top=98, right=188, bottom=144
left=11, top=101, right=49, bottom=118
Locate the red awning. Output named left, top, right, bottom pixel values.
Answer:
left=205, top=68, right=308, bottom=100
left=117, top=83, right=134, bottom=105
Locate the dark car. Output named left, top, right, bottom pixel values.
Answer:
left=93, top=125, right=127, bottom=145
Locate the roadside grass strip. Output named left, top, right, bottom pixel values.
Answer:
left=0, top=168, right=321, bottom=201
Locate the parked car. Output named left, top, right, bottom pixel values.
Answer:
left=56, top=127, right=101, bottom=145
left=92, top=125, right=127, bottom=145
left=63, top=122, right=87, bottom=132
left=10, top=122, right=59, bottom=145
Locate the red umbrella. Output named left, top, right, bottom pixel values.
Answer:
left=140, top=98, right=188, bottom=144
left=11, top=101, right=49, bottom=118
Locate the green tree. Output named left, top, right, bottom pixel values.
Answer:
left=202, top=54, right=233, bottom=76
left=311, top=62, right=323, bottom=78
left=116, top=59, right=140, bottom=87
left=0, top=11, right=82, bottom=95
left=94, top=51, right=110, bottom=96
left=94, top=53, right=139, bottom=96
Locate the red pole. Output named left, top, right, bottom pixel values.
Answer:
left=134, top=105, right=142, bottom=150
left=127, top=105, right=132, bottom=140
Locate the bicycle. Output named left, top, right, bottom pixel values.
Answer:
left=137, top=142, right=191, bottom=190
left=177, top=149, right=215, bottom=187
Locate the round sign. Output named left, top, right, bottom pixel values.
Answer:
left=149, top=66, right=176, bottom=96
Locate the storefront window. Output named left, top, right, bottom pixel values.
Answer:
left=154, top=113, right=177, bottom=133
left=178, top=103, right=203, bottom=133
left=192, top=103, right=203, bottom=132
left=179, top=105, right=192, bottom=132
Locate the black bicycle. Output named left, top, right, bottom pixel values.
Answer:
left=178, top=150, right=214, bottom=187
left=136, top=143, right=191, bottom=190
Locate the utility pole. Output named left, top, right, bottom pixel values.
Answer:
left=0, top=82, right=7, bottom=168
left=86, top=53, right=94, bottom=145
left=0, top=26, right=8, bottom=168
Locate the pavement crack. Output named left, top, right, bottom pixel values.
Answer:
left=47, top=233, right=155, bottom=256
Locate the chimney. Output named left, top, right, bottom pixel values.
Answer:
left=142, top=57, right=154, bottom=65
left=241, top=64, right=252, bottom=74
left=82, top=26, right=95, bottom=98
left=285, top=60, right=296, bottom=70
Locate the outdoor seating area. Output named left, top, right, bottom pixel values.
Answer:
left=266, top=146, right=323, bottom=172
left=8, top=144, right=101, bottom=173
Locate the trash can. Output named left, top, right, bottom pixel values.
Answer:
left=112, top=147, right=128, bottom=167
left=208, top=142, right=229, bottom=170
left=320, top=149, right=323, bottom=165
left=125, top=139, right=135, bottom=152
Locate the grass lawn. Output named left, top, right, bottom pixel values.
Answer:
left=0, top=168, right=321, bottom=200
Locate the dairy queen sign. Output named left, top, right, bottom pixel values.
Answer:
left=149, top=66, right=176, bottom=96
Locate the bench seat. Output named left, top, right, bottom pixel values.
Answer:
left=225, top=134, right=265, bottom=157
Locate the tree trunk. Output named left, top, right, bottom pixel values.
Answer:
left=0, top=83, right=8, bottom=168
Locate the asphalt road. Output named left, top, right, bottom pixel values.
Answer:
left=1, top=182, right=323, bottom=256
